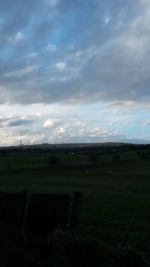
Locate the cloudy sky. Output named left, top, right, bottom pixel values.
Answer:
left=0, top=0, right=150, bottom=145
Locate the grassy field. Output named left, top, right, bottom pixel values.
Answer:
left=0, top=150, right=150, bottom=260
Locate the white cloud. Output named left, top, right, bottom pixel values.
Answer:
left=3, top=65, right=40, bottom=78
left=72, top=120, right=86, bottom=127
left=104, top=14, right=111, bottom=25
left=142, top=120, right=150, bottom=128
left=43, top=118, right=58, bottom=128
left=29, top=52, right=37, bottom=58
left=14, top=32, right=25, bottom=44
left=56, top=127, right=65, bottom=134
left=79, top=128, right=85, bottom=136
left=75, top=51, right=82, bottom=58
left=90, top=127, right=109, bottom=137
left=47, top=44, right=57, bottom=51
left=56, top=62, right=67, bottom=71
left=139, top=0, right=150, bottom=6
left=46, top=0, right=60, bottom=6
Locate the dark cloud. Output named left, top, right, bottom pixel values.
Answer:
left=6, top=118, right=35, bottom=127
left=0, top=117, right=36, bottom=127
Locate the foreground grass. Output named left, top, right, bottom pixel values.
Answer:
left=0, top=152, right=150, bottom=263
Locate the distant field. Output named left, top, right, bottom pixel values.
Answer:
left=0, top=150, right=150, bottom=258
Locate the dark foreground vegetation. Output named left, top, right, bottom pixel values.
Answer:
left=0, top=143, right=150, bottom=266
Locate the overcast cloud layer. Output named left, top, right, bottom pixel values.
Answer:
left=0, top=0, right=150, bottom=145
left=1, top=0, right=150, bottom=104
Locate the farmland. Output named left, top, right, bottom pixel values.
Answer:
left=0, top=146, right=150, bottom=260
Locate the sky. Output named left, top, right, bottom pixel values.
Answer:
left=0, top=0, right=150, bottom=146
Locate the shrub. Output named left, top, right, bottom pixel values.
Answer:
left=48, top=155, right=59, bottom=166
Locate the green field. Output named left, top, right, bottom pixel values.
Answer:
left=0, top=151, right=150, bottom=259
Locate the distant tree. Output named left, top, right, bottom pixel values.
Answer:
left=138, top=151, right=149, bottom=160
left=88, top=152, right=99, bottom=165
left=1, top=150, right=7, bottom=157
left=48, top=154, right=59, bottom=166
left=112, top=153, right=121, bottom=163
left=6, top=161, right=13, bottom=170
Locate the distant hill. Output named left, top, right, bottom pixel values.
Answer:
left=0, top=141, right=148, bottom=151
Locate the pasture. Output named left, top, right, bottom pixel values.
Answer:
left=0, top=149, right=150, bottom=263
